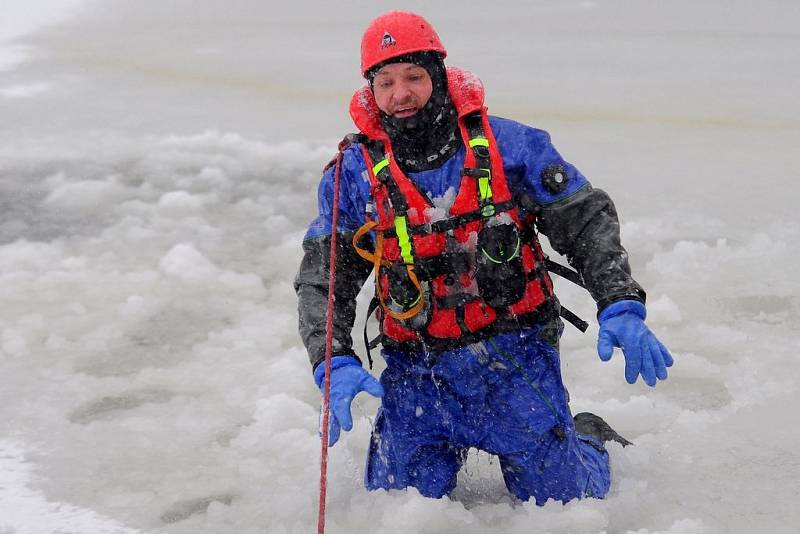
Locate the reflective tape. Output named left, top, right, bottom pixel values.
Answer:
left=478, top=175, right=493, bottom=202
left=372, top=158, right=390, bottom=176
left=394, top=215, right=414, bottom=264
left=469, top=137, right=489, bottom=148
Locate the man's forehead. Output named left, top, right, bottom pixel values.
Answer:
left=374, top=62, right=426, bottom=77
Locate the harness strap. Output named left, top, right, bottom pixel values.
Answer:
left=352, top=220, right=384, bottom=265
left=363, top=143, right=428, bottom=321
left=541, top=259, right=589, bottom=331
left=545, top=258, right=585, bottom=288
left=464, top=113, right=495, bottom=215
left=558, top=304, right=589, bottom=333
left=381, top=200, right=516, bottom=238
left=367, top=143, right=410, bottom=216
left=362, top=296, right=382, bottom=369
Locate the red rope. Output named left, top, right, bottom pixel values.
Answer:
left=318, top=151, right=343, bottom=534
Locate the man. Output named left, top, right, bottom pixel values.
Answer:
left=295, top=11, right=673, bottom=504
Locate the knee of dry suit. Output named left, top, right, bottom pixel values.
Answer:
left=365, top=409, right=462, bottom=498
left=499, top=432, right=611, bottom=504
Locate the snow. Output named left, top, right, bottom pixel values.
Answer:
left=0, top=440, right=140, bottom=533
left=1, top=1, right=799, bottom=533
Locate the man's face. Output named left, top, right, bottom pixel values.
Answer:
left=372, top=62, right=433, bottom=119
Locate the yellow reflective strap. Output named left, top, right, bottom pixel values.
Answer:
left=469, top=137, right=489, bottom=148
left=372, top=158, right=389, bottom=176
left=394, top=215, right=414, bottom=264
left=478, top=175, right=493, bottom=202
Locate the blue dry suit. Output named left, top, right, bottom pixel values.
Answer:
left=296, top=116, right=647, bottom=503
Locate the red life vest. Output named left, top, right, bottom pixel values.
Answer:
left=350, top=67, right=556, bottom=352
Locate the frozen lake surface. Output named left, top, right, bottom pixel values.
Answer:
left=1, top=1, right=799, bottom=532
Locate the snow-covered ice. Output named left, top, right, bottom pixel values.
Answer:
left=1, top=1, right=799, bottom=533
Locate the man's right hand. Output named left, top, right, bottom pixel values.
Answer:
left=314, top=357, right=384, bottom=446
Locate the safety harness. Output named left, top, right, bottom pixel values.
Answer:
left=348, top=68, right=587, bottom=363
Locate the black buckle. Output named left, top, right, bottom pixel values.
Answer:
left=461, top=167, right=490, bottom=178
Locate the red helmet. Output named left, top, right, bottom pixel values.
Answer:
left=360, top=11, right=447, bottom=77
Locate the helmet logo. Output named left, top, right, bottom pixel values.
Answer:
left=380, top=31, right=397, bottom=49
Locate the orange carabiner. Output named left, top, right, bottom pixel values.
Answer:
left=353, top=221, right=425, bottom=321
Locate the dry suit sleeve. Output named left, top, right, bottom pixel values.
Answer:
left=498, top=122, right=645, bottom=312
left=534, top=186, right=646, bottom=312
left=294, top=146, right=373, bottom=369
left=294, top=233, right=372, bottom=369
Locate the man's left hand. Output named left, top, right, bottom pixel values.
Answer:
left=597, top=300, right=674, bottom=386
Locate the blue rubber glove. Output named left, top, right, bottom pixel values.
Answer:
left=314, top=356, right=384, bottom=446
left=597, top=300, right=674, bottom=387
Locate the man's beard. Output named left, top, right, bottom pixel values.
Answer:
left=379, top=61, right=459, bottom=172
